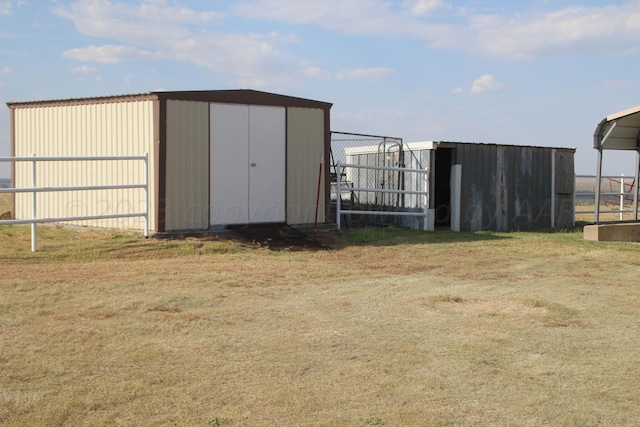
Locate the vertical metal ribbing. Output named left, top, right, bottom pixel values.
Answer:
left=31, top=153, right=37, bottom=252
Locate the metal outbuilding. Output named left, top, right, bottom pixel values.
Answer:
left=341, top=141, right=576, bottom=231
left=584, top=105, right=640, bottom=242
left=592, top=105, right=640, bottom=222
left=8, top=90, right=332, bottom=233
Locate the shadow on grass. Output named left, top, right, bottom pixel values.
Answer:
left=337, top=227, right=512, bottom=247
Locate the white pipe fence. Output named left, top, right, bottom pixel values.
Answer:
left=0, top=153, right=149, bottom=252
left=335, top=161, right=430, bottom=230
left=575, top=174, right=639, bottom=221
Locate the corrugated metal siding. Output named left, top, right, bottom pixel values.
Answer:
left=457, top=144, right=552, bottom=231
left=164, top=100, right=209, bottom=230
left=13, top=101, right=155, bottom=230
left=286, top=107, right=325, bottom=224
left=554, top=149, right=575, bottom=228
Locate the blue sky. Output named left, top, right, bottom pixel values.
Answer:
left=1, top=0, right=640, bottom=179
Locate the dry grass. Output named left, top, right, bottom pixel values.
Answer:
left=0, top=193, right=10, bottom=219
left=1, top=225, right=640, bottom=426
left=575, top=203, right=639, bottom=222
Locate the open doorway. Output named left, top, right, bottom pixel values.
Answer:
left=434, top=147, right=455, bottom=227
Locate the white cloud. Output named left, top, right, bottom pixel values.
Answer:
left=301, top=64, right=332, bottom=80
left=404, top=0, right=452, bottom=17
left=71, top=65, right=97, bottom=74
left=2, top=66, right=14, bottom=75
left=452, top=87, right=464, bottom=94
left=0, top=1, right=11, bottom=15
left=123, top=73, right=133, bottom=86
left=336, top=67, right=394, bottom=81
left=53, top=1, right=304, bottom=89
left=461, top=4, right=640, bottom=60
left=0, top=0, right=25, bottom=15
left=470, top=74, right=505, bottom=94
left=51, top=0, right=640, bottom=93
left=233, top=0, right=640, bottom=60
left=62, top=45, right=159, bottom=63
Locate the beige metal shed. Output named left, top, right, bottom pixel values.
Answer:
left=8, top=90, right=332, bottom=233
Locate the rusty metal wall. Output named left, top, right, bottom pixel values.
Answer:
left=13, top=100, right=155, bottom=231
left=555, top=149, right=576, bottom=228
left=457, top=144, right=557, bottom=231
left=164, top=100, right=209, bottom=231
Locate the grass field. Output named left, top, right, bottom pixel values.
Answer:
left=1, top=225, right=640, bottom=426
left=0, top=193, right=10, bottom=218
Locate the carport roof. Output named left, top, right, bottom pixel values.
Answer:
left=594, top=105, right=640, bottom=150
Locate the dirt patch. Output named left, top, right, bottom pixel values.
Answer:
left=228, top=224, right=334, bottom=251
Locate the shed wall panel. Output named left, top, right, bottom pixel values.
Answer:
left=555, top=149, right=575, bottom=228
left=164, top=100, right=209, bottom=231
left=13, top=101, right=155, bottom=231
left=457, top=144, right=553, bottom=231
left=286, top=107, right=325, bottom=224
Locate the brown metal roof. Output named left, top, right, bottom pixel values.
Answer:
left=6, top=89, right=333, bottom=110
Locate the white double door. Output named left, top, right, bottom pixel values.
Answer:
left=210, top=103, right=286, bottom=226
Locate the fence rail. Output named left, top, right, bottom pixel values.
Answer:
left=335, top=161, right=430, bottom=230
left=575, top=174, right=639, bottom=222
left=0, top=154, right=149, bottom=252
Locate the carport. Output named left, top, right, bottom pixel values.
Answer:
left=585, top=105, right=640, bottom=241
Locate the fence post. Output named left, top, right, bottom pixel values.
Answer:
left=336, top=161, right=342, bottom=231
left=31, top=153, right=37, bottom=252
left=620, top=174, right=624, bottom=221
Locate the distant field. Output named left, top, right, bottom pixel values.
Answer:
left=1, top=226, right=640, bottom=426
left=575, top=203, right=639, bottom=222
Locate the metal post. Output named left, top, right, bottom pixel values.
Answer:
left=620, top=173, right=624, bottom=221
left=143, top=152, right=149, bottom=238
left=423, top=167, right=430, bottom=231
left=336, top=161, right=342, bottom=230
left=31, top=153, right=37, bottom=252
left=595, top=148, right=603, bottom=224
left=635, top=149, right=640, bottom=221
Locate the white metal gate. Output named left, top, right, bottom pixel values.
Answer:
left=0, top=154, right=149, bottom=252
left=335, top=161, right=431, bottom=230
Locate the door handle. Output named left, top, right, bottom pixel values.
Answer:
left=251, top=162, right=257, bottom=167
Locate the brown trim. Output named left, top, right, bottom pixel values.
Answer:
left=7, top=90, right=333, bottom=112
left=154, top=99, right=167, bottom=233
left=7, top=93, right=159, bottom=109
left=154, top=90, right=332, bottom=110
left=284, top=107, right=289, bottom=224
left=323, top=107, right=332, bottom=223
left=207, top=102, right=211, bottom=229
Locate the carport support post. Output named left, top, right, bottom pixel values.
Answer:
left=595, top=147, right=603, bottom=224
left=635, top=147, right=640, bottom=221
